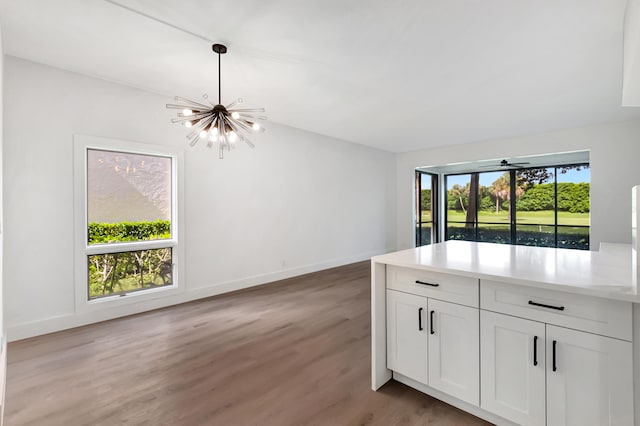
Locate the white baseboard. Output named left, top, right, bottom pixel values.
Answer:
left=0, top=334, right=6, bottom=426
left=7, top=249, right=390, bottom=342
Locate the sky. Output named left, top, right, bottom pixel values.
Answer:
left=443, top=166, right=590, bottom=189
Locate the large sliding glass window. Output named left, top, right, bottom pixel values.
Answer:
left=415, top=171, right=438, bottom=246
left=477, top=171, right=511, bottom=244
left=445, top=164, right=590, bottom=250
left=556, top=166, right=590, bottom=248
left=515, top=167, right=556, bottom=247
left=445, top=174, right=474, bottom=241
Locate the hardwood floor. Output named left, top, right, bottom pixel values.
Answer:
left=5, top=261, right=490, bottom=426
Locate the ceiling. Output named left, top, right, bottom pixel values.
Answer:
left=1, top=0, right=639, bottom=153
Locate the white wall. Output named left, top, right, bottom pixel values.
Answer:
left=623, top=0, right=640, bottom=106
left=396, top=120, right=640, bottom=250
left=3, top=56, right=396, bottom=340
left=0, top=20, right=6, bottom=421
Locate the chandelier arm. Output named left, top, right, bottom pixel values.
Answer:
left=236, top=113, right=268, bottom=121
left=229, top=108, right=266, bottom=113
left=225, top=120, right=243, bottom=135
left=229, top=118, right=252, bottom=132
left=240, top=121, right=265, bottom=133
left=182, top=111, right=212, bottom=119
left=187, top=132, right=199, bottom=147
left=174, top=97, right=211, bottom=109
left=171, top=112, right=211, bottom=123
left=203, top=96, right=216, bottom=108
left=240, top=135, right=255, bottom=148
left=230, top=120, right=249, bottom=131
left=219, top=117, right=226, bottom=138
left=166, top=104, right=208, bottom=111
left=193, top=116, right=215, bottom=132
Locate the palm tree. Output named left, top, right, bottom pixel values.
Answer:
left=449, top=184, right=468, bottom=214
left=491, top=174, right=510, bottom=214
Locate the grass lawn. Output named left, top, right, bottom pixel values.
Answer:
left=438, top=210, right=589, bottom=226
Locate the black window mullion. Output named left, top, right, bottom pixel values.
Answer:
left=554, top=167, right=558, bottom=248
left=415, top=171, right=421, bottom=247
left=432, top=174, right=439, bottom=243
left=510, top=169, right=516, bottom=244
left=470, top=172, right=478, bottom=242
left=444, top=175, right=449, bottom=241
left=416, top=171, right=439, bottom=246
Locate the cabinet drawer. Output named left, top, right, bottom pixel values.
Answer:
left=387, top=265, right=478, bottom=307
left=480, top=280, right=632, bottom=341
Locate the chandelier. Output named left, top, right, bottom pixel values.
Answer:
left=167, top=44, right=266, bottom=159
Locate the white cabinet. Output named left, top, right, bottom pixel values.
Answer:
left=428, top=298, right=479, bottom=405
left=372, top=244, right=638, bottom=426
left=386, top=289, right=480, bottom=405
left=546, top=325, right=633, bottom=426
left=481, top=310, right=634, bottom=426
left=386, top=289, right=427, bottom=384
left=480, top=311, right=546, bottom=426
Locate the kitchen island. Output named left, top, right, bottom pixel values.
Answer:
left=371, top=241, right=640, bottom=426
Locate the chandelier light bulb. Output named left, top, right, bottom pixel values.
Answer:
left=166, top=43, right=266, bottom=159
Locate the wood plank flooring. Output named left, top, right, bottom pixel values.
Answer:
left=5, top=261, right=490, bottom=426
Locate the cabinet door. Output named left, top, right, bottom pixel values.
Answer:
left=386, top=289, right=428, bottom=384
left=427, top=299, right=479, bottom=405
left=480, top=311, right=546, bottom=426
left=546, top=325, right=633, bottom=426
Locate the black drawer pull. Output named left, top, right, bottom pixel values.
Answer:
left=533, top=336, right=538, bottom=366
left=552, top=340, right=557, bottom=372
left=430, top=310, right=435, bottom=335
left=418, top=307, right=423, bottom=331
left=528, top=300, right=564, bottom=311
left=416, top=280, right=439, bottom=287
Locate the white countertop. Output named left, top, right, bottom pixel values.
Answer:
left=372, top=241, right=640, bottom=303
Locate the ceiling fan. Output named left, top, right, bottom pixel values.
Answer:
left=481, top=159, right=531, bottom=169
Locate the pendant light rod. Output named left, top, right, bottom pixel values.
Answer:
left=212, top=44, right=227, bottom=105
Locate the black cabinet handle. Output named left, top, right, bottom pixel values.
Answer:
left=430, top=310, right=435, bottom=335
left=416, top=280, right=439, bottom=287
left=552, top=340, right=557, bottom=372
left=418, top=307, right=423, bottom=331
left=533, top=336, right=538, bottom=366
left=528, top=300, right=565, bottom=311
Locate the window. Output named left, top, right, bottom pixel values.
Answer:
left=444, top=164, right=590, bottom=250
left=415, top=171, right=438, bottom=246
left=445, top=173, right=474, bottom=241
left=516, top=165, right=590, bottom=249
left=74, top=136, right=183, bottom=308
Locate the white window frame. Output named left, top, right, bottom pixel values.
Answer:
left=73, top=135, right=184, bottom=313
